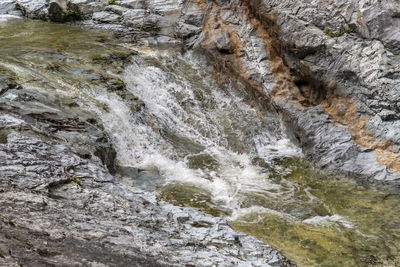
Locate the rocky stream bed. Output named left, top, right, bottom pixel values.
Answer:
left=0, top=0, right=399, bottom=266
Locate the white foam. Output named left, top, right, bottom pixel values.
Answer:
left=98, top=49, right=304, bottom=214
left=229, top=206, right=298, bottom=222
left=0, top=15, right=22, bottom=23
left=303, top=215, right=354, bottom=229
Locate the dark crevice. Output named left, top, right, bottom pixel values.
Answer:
left=293, top=73, right=329, bottom=107
left=242, top=0, right=335, bottom=107
left=94, top=144, right=117, bottom=175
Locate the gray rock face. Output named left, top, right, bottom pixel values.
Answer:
left=0, top=0, right=19, bottom=15
left=0, top=129, right=289, bottom=266
left=16, top=0, right=47, bottom=18
left=247, top=0, right=400, bottom=190
left=176, top=0, right=400, bottom=191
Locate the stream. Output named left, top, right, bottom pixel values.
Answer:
left=1, top=20, right=399, bottom=267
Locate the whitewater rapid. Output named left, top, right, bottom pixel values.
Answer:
left=97, top=48, right=312, bottom=218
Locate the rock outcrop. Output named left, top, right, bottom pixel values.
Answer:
left=241, top=0, right=400, bottom=190
left=0, top=130, right=288, bottom=266
left=181, top=0, right=400, bottom=191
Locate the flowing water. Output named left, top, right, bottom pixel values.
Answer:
left=1, top=20, right=399, bottom=266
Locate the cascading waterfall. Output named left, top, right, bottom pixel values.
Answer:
left=100, top=48, right=400, bottom=266
left=1, top=20, right=399, bottom=267
left=100, top=48, right=304, bottom=216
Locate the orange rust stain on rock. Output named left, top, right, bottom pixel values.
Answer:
left=240, top=2, right=305, bottom=104
left=190, top=0, right=207, bottom=10
left=322, top=97, right=358, bottom=127
left=375, top=149, right=400, bottom=173
left=197, top=0, right=400, bottom=175
left=199, top=0, right=302, bottom=107
left=356, top=8, right=362, bottom=27
left=200, top=1, right=271, bottom=103
left=200, top=1, right=217, bottom=44
left=323, top=97, right=400, bottom=175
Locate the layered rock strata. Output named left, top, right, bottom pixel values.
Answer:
left=184, top=0, right=400, bottom=190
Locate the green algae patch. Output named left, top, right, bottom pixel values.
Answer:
left=0, top=20, right=133, bottom=77
left=158, top=183, right=230, bottom=217
left=0, top=20, right=135, bottom=113
left=230, top=158, right=400, bottom=267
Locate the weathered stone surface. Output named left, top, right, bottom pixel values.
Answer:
left=176, top=0, right=400, bottom=191
left=15, top=0, right=47, bottom=18
left=0, top=10, right=293, bottom=265
left=48, top=1, right=67, bottom=22
left=1, top=0, right=400, bottom=264
left=212, top=29, right=235, bottom=53
left=0, top=0, right=19, bottom=15
left=92, top=10, right=121, bottom=23
left=0, top=113, right=291, bottom=266
left=244, top=0, right=400, bottom=189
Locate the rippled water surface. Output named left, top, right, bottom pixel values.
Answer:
left=1, top=20, right=399, bottom=267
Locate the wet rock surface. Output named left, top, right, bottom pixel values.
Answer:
left=257, top=0, right=400, bottom=188
left=0, top=130, right=290, bottom=266
left=1, top=0, right=400, bottom=265
left=0, top=70, right=291, bottom=266
left=179, top=0, right=400, bottom=191
left=0, top=11, right=292, bottom=267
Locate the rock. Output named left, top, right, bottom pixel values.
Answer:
left=175, top=4, right=205, bottom=40
left=48, top=1, right=67, bottom=22
left=246, top=0, right=400, bottom=188
left=120, top=0, right=146, bottom=9
left=2, top=0, right=400, bottom=264
left=0, top=14, right=22, bottom=22
left=92, top=11, right=122, bottom=24
left=0, top=11, right=293, bottom=265
left=0, top=0, right=19, bottom=15
left=69, top=0, right=105, bottom=18
left=212, top=29, right=234, bottom=54
left=186, top=0, right=400, bottom=191
left=379, top=109, right=398, bottom=121
left=15, top=0, right=47, bottom=19
left=0, top=113, right=292, bottom=266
